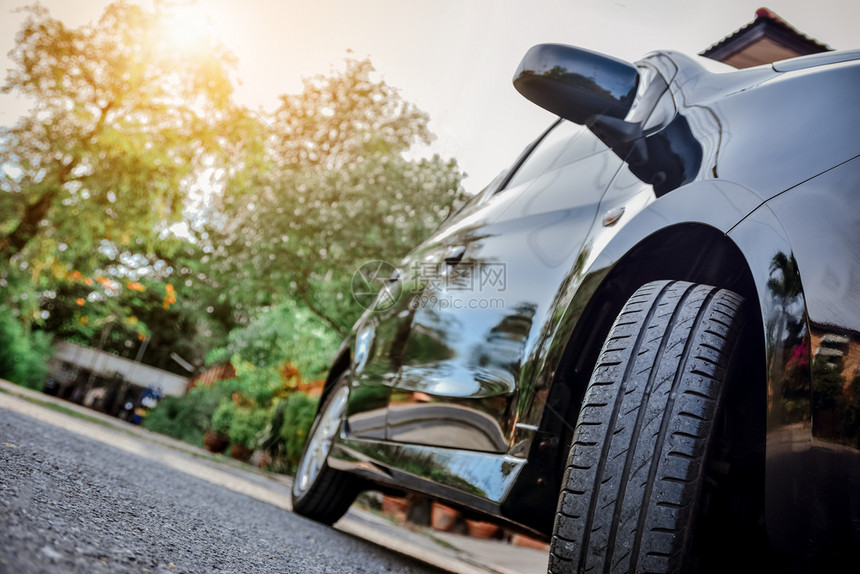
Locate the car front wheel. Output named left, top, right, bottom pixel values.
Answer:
left=550, top=280, right=746, bottom=574
left=291, top=373, right=359, bottom=525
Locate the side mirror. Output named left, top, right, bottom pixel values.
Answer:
left=513, top=44, right=639, bottom=125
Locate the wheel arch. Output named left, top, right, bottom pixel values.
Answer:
left=556, top=221, right=764, bottom=410
left=532, top=202, right=811, bottom=548
left=319, top=342, right=352, bottom=411
left=556, top=220, right=769, bottom=464
left=503, top=181, right=794, bottom=534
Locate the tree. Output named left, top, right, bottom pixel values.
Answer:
left=1, top=3, right=465, bottom=391
left=206, top=58, right=467, bottom=334
left=40, top=263, right=231, bottom=375
left=0, top=2, right=237, bottom=273
left=0, top=2, right=247, bottom=376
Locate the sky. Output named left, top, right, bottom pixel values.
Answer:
left=1, top=0, right=858, bottom=192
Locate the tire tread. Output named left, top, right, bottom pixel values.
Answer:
left=549, top=280, right=745, bottom=574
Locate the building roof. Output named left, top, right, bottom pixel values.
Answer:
left=52, top=341, right=189, bottom=396
left=701, top=7, right=832, bottom=68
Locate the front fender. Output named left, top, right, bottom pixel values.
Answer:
left=501, top=178, right=766, bottom=532
left=735, top=157, right=860, bottom=567
left=727, top=204, right=810, bottom=431
left=518, top=177, right=764, bottom=434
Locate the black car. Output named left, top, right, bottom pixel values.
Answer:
left=291, top=44, right=860, bottom=573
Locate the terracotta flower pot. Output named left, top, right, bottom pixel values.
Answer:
left=230, top=443, right=253, bottom=462
left=203, top=431, right=229, bottom=453
left=510, top=533, right=551, bottom=551
left=465, top=518, right=500, bottom=539
left=431, top=502, right=459, bottom=532
left=381, top=495, right=409, bottom=523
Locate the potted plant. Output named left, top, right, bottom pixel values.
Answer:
left=205, top=402, right=234, bottom=453
left=431, top=502, right=459, bottom=532
left=465, top=518, right=501, bottom=539
left=228, top=406, right=268, bottom=462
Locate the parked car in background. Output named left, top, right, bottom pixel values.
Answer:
left=291, top=43, right=860, bottom=573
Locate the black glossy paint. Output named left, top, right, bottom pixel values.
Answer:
left=323, top=46, right=860, bottom=566
left=514, top=44, right=640, bottom=125
left=752, top=157, right=860, bottom=568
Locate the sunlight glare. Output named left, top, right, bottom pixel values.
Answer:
left=158, top=2, right=213, bottom=56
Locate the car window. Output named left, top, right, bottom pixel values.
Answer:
left=500, top=120, right=604, bottom=192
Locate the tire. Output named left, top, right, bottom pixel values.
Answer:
left=291, top=374, right=360, bottom=525
left=550, top=280, right=746, bottom=574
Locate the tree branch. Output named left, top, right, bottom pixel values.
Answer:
left=0, top=187, right=60, bottom=260
left=296, top=282, right=346, bottom=337
left=0, top=160, right=75, bottom=261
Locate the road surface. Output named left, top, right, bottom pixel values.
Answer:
left=0, top=395, right=449, bottom=574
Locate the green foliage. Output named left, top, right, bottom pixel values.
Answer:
left=0, top=307, right=53, bottom=390
left=205, top=58, right=467, bottom=334
left=228, top=405, right=270, bottom=448
left=1, top=2, right=243, bottom=375
left=145, top=354, right=317, bottom=460
left=36, top=269, right=228, bottom=375
left=258, top=392, right=320, bottom=474
left=843, top=374, right=860, bottom=448
left=1, top=2, right=238, bottom=267
left=812, top=355, right=845, bottom=411
left=280, top=392, right=320, bottom=471
left=207, top=299, right=339, bottom=379
left=142, top=383, right=231, bottom=446
left=0, top=266, right=54, bottom=389
left=210, top=400, right=236, bottom=436
left=222, top=361, right=286, bottom=404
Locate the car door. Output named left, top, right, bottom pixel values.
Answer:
left=344, top=176, right=505, bottom=439
left=384, top=120, right=628, bottom=453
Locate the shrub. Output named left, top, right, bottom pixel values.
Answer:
left=142, top=384, right=230, bottom=446
left=229, top=405, right=270, bottom=448
left=0, top=309, right=53, bottom=390
left=255, top=391, right=319, bottom=473
left=205, top=300, right=339, bottom=378
left=145, top=357, right=320, bottom=474
left=211, top=400, right=236, bottom=436
left=281, top=392, right=320, bottom=472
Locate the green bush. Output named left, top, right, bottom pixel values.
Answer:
left=281, top=392, right=320, bottom=471
left=229, top=405, right=270, bottom=448
left=205, top=300, right=339, bottom=378
left=144, top=359, right=320, bottom=474
left=211, top=400, right=272, bottom=449
left=255, top=391, right=320, bottom=473
left=0, top=309, right=53, bottom=390
left=142, top=384, right=231, bottom=446
left=211, top=400, right=236, bottom=436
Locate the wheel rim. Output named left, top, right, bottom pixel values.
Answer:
left=294, top=384, right=349, bottom=498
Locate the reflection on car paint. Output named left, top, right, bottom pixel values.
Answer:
left=331, top=436, right=525, bottom=511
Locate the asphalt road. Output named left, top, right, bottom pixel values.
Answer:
left=0, top=403, right=447, bottom=574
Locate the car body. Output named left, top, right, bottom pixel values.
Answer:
left=293, top=44, right=860, bottom=573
